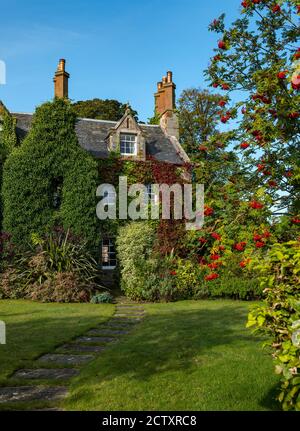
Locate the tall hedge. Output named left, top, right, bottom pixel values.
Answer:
left=2, top=99, right=99, bottom=248
left=0, top=104, right=17, bottom=228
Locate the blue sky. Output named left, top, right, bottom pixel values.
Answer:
left=0, top=0, right=242, bottom=122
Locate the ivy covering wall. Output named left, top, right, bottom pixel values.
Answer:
left=0, top=104, right=17, bottom=229
left=2, top=99, right=99, bottom=248
left=97, top=154, right=188, bottom=255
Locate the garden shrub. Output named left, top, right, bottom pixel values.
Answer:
left=0, top=228, right=102, bottom=302
left=117, top=222, right=175, bottom=301
left=174, top=258, right=207, bottom=299
left=208, top=274, right=262, bottom=300
left=90, top=292, right=114, bottom=304
left=0, top=106, right=17, bottom=229
left=0, top=231, right=15, bottom=272
left=2, top=98, right=99, bottom=248
left=26, top=272, right=90, bottom=303
left=247, top=241, right=300, bottom=411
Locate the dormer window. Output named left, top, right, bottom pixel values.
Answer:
left=120, top=133, right=137, bottom=156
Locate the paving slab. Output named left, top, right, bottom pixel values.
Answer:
left=0, top=386, right=67, bottom=403
left=12, top=368, right=79, bottom=380
left=105, top=318, right=140, bottom=326
left=38, top=353, right=94, bottom=365
left=60, top=344, right=106, bottom=353
left=114, top=313, right=144, bottom=319
left=87, top=328, right=129, bottom=336
left=75, top=336, right=116, bottom=344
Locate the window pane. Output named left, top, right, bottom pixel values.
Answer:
left=102, top=239, right=116, bottom=269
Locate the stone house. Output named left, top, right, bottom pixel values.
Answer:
left=1, top=59, right=189, bottom=275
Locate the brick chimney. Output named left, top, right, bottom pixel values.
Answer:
left=53, top=59, right=69, bottom=99
left=154, top=71, right=179, bottom=139
left=154, top=71, right=176, bottom=117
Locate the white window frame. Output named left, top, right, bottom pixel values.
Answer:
left=145, top=184, right=159, bottom=205
left=120, top=133, right=137, bottom=156
left=103, top=189, right=116, bottom=206
left=101, top=238, right=117, bottom=270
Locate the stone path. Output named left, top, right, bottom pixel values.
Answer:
left=0, top=297, right=145, bottom=410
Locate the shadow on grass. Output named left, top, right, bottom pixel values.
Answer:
left=67, top=302, right=279, bottom=410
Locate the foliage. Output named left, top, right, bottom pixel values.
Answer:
left=0, top=104, right=17, bottom=229
left=0, top=231, right=15, bottom=272
left=117, top=222, right=176, bottom=301
left=208, top=270, right=262, bottom=300
left=206, top=0, right=300, bottom=215
left=247, top=241, right=300, bottom=410
left=72, top=98, right=138, bottom=122
left=0, top=228, right=102, bottom=302
left=178, top=88, right=225, bottom=153
left=173, top=258, right=207, bottom=299
left=90, top=292, right=114, bottom=304
left=2, top=99, right=99, bottom=248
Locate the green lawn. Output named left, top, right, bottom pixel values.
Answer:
left=64, top=300, right=279, bottom=411
left=0, top=299, right=279, bottom=411
left=0, top=300, right=114, bottom=386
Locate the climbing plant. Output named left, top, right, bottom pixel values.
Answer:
left=0, top=104, right=17, bottom=229
left=2, top=98, right=99, bottom=249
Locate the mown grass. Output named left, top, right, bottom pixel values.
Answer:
left=0, top=299, right=279, bottom=411
left=64, top=300, right=279, bottom=411
left=0, top=300, right=114, bottom=386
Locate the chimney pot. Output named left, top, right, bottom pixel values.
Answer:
left=154, top=71, right=176, bottom=117
left=58, top=58, right=66, bottom=72
left=54, top=58, right=69, bottom=99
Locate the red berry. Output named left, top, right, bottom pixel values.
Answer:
left=255, top=241, right=265, bottom=248
left=204, top=206, right=214, bottom=216
left=289, top=112, right=299, bottom=119
left=212, top=83, right=219, bottom=88
left=234, top=242, right=247, bottom=251
left=210, top=254, right=221, bottom=261
left=218, top=100, right=227, bottom=107
left=222, top=83, right=230, bottom=90
left=291, top=218, right=300, bottom=224
left=257, top=163, right=265, bottom=172
left=205, top=273, right=219, bottom=281
left=199, top=145, right=208, bottom=151
left=211, top=232, right=222, bottom=241
left=249, top=201, right=264, bottom=209
left=263, top=170, right=272, bottom=176
left=240, top=142, right=250, bottom=149
left=277, top=71, right=287, bottom=79
left=208, top=262, right=219, bottom=269
left=272, top=5, right=281, bottom=13
left=263, top=230, right=271, bottom=238
left=218, top=40, right=227, bottom=50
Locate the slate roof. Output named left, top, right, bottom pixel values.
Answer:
left=12, top=113, right=186, bottom=165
